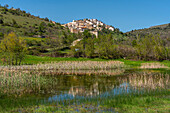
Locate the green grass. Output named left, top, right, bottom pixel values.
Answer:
left=22, top=55, right=108, bottom=65
left=21, top=55, right=170, bottom=68
left=5, top=90, right=170, bottom=113
left=20, top=37, right=45, bottom=41
left=0, top=8, right=49, bottom=27
left=58, top=49, right=71, bottom=54
left=1, top=55, right=169, bottom=69
left=116, top=59, right=170, bottom=68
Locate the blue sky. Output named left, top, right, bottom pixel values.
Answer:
left=0, top=0, right=170, bottom=32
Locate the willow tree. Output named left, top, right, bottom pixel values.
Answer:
left=0, top=32, right=27, bottom=65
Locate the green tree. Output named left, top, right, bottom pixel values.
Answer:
left=85, top=38, right=95, bottom=58
left=96, top=34, right=118, bottom=59
left=0, top=18, right=3, bottom=24
left=0, top=32, right=27, bottom=65
left=135, top=34, right=168, bottom=61
left=45, top=17, right=49, bottom=22
left=39, top=22, right=46, bottom=35
left=70, top=41, right=84, bottom=58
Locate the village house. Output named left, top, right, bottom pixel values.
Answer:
left=52, top=21, right=56, bottom=24
left=64, top=19, right=114, bottom=37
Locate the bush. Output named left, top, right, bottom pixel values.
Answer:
left=28, top=50, right=40, bottom=56
left=0, top=18, right=3, bottom=24
left=0, top=32, right=4, bottom=37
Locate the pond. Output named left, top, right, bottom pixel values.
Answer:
left=0, top=68, right=169, bottom=112
left=46, top=69, right=169, bottom=101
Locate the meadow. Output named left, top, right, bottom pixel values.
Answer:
left=21, top=55, right=170, bottom=68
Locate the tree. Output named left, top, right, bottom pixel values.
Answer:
left=96, top=34, right=118, bottom=59
left=39, top=22, right=46, bottom=35
left=168, top=23, right=170, bottom=27
left=0, top=32, right=27, bottom=65
left=0, top=18, right=3, bottom=24
left=12, top=19, right=19, bottom=28
left=0, top=32, right=4, bottom=38
left=45, top=17, right=49, bottom=22
left=4, top=4, right=9, bottom=8
left=85, top=38, right=95, bottom=58
left=12, top=19, right=17, bottom=25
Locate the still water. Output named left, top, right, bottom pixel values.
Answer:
left=0, top=69, right=169, bottom=111
left=44, top=69, right=169, bottom=102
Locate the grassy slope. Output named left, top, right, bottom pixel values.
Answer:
left=2, top=11, right=45, bottom=27
left=0, top=7, right=68, bottom=37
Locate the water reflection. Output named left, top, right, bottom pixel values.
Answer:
left=47, top=70, right=170, bottom=102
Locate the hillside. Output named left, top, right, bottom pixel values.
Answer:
left=126, top=23, right=170, bottom=39
left=0, top=7, right=73, bottom=38
left=0, top=6, right=123, bottom=58
left=0, top=6, right=84, bottom=56
left=0, top=6, right=169, bottom=61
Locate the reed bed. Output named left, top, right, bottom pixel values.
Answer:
left=0, top=61, right=125, bottom=96
left=0, top=70, right=58, bottom=96
left=41, top=69, right=125, bottom=76
left=118, top=72, right=170, bottom=90
left=0, top=61, right=125, bottom=71
left=140, top=63, right=168, bottom=69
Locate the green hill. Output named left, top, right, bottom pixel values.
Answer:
left=126, top=23, right=170, bottom=39
left=0, top=5, right=169, bottom=61
left=0, top=6, right=82, bottom=57
left=0, top=7, right=71, bottom=38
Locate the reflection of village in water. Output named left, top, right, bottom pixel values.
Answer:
left=48, top=70, right=170, bottom=102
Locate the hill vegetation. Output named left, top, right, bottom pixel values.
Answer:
left=126, top=23, right=170, bottom=40
left=0, top=5, right=82, bottom=57
left=0, top=5, right=169, bottom=65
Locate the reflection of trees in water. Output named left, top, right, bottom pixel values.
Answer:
left=62, top=71, right=169, bottom=97
left=68, top=82, right=101, bottom=97
left=54, top=75, right=120, bottom=97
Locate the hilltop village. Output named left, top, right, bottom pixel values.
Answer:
left=63, top=19, right=115, bottom=37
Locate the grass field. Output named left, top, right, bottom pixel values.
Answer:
left=20, top=37, right=45, bottom=41
left=20, top=55, right=170, bottom=68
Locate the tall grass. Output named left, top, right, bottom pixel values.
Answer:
left=41, top=68, right=125, bottom=76
left=140, top=63, right=169, bottom=69
left=0, top=61, right=125, bottom=71
left=0, top=70, right=58, bottom=96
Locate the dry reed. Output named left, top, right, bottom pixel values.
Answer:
left=140, top=63, right=168, bottom=69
